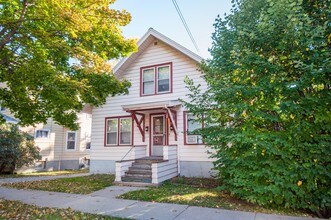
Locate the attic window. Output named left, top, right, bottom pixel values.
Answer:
left=140, top=62, right=172, bottom=96
left=154, top=41, right=158, bottom=45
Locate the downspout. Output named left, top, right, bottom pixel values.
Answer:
left=58, top=126, right=64, bottom=171
left=164, top=105, right=180, bottom=175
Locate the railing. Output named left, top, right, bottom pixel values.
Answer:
left=115, top=145, right=147, bottom=182
left=120, top=146, right=135, bottom=161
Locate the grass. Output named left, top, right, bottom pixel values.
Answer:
left=0, top=199, right=125, bottom=220
left=1, top=174, right=114, bottom=194
left=0, top=169, right=88, bottom=179
left=118, top=177, right=313, bottom=218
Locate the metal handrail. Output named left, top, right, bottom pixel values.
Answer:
left=120, top=146, right=135, bottom=161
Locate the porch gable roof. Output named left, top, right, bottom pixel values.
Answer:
left=122, top=100, right=181, bottom=112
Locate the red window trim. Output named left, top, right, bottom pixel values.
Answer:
left=140, top=62, right=173, bottom=97
left=104, top=116, right=134, bottom=147
left=183, top=111, right=204, bottom=145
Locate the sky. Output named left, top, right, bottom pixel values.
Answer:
left=111, top=0, right=233, bottom=58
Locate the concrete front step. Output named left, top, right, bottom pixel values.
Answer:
left=126, top=167, right=152, bottom=174
left=121, top=176, right=152, bottom=183
left=131, top=163, right=152, bottom=169
left=119, top=156, right=166, bottom=184
left=134, top=159, right=164, bottom=164
left=134, top=156, right=165, bottom=164
left=125, top=173, right=152, bottom=178
left=125, top=170, right=152, bottom=175
left=113, top=181, right=160, bottom=187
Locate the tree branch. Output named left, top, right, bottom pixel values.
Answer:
left=0, top=0, right=29, bottom=51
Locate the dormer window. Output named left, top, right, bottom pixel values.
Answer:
left=140, top=62, right=172, bottom=96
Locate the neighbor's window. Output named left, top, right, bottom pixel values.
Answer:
left=184, top=112, right=203, bottom=145
left=86, top=134, right=91, bottom=150
left=66, top=131, right=76, bottom=150
left=35, top=129, right=49, bottom=138
left=86, top=142, right=91, bottom=150
left=105, top=116, right=133, bottom=146
left=141, top=63, right=172, bottom=96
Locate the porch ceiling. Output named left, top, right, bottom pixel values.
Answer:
left=122, top=100, right=181, bottom=112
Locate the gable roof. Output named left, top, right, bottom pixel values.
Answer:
left=113, top=28, right=203, bottom=75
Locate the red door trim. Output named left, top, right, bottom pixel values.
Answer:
left=149, top=113, right=168, bottom=156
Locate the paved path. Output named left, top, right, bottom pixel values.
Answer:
left=0, top=185, right=322, bottom=220
left=0, top=173, right=90, bottom=184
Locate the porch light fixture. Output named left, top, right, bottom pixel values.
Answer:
left=145, top=126, right=149, bottom=132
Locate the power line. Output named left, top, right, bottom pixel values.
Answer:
left=172, top=0, right=200, bottom=53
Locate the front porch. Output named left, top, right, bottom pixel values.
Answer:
left=114, top=145, right=178, bottom=185
left=113, top=101, right=180, bottom=185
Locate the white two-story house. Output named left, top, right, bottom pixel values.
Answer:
left=0, top=98, right=91, bottom=172
left=90, top=28, right=215, bottom=184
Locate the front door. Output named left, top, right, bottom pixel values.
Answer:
left=151, top=115, right=165, bottom=156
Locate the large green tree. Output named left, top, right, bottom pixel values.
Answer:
left=0, top=0, right=136, bottom=129
left=184, top=0, right=330, bottom=217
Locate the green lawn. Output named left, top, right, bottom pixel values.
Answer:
left=1, top=174, right=114, bottom=194
left=0, top=199, right=125, bottom=220
left=0, top=169, right=88, bottom=179
left=118, top=177, right=313, bottom=218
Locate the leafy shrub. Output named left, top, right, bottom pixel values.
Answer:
left=184, top=0, right=331, bottom=217
left=0, top=124, right=41, bottom=174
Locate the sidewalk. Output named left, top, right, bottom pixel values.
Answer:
left=0, top=185, right=322, bottom=220
left=0, top=173, right=90, bottom=184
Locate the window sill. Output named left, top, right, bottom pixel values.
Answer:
left=140, top=91, right=172, bottom=97
left=104, top=145, right=133, bottom=147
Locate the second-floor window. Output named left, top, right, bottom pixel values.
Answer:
left=140, top=62, right=172, bottom=96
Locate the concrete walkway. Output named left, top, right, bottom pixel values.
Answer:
left=0, top=173, right=90, bottom=184
left=0, top=184, right=322, bottom=220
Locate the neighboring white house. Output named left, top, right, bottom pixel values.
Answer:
left=0, top=100, right=91, bottom=171
left=90, top=28, right=215, bottom=184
